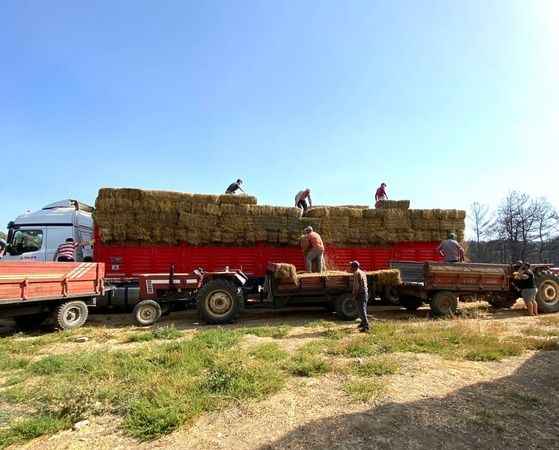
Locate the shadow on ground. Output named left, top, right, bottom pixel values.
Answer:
left=258, top=350, right=559, bottom=450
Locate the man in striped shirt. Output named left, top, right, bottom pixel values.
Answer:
left=55, top=238, right=82, bottom=262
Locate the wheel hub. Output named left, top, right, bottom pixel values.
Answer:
left=65, top=307, right=81, bottom=324
left=208, top=291, right=233, bottom=315
left=541, top=282, right=558, bottom=304
left=140, top=306, right=156, bottom=320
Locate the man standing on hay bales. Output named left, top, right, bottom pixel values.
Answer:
left=295, top=188, right=312, bottom=214
left=374, top=182, right=388, bottom=208
left=225, top=179, right=245, bottom=194
left=437, top=232, right=465, bottom=263
left=351, top=261, right=370, bottom=332
left=302, top=226, right=324, bottom=272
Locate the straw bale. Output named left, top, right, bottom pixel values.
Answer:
left=457, top=210, right=466, bottom=220
left=218, top=194, right=257, bottom=205
left=376, top=200, right=410, bottom=210
left=273, top=263, right=298, bottom=285
left=306, top=207, right=330, bottom=218
left=366, top=269, right=401, bottom=287
left=363, top=209, right=384, bottom=219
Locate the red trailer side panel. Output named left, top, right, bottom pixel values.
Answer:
left=94, top=228, right=442, bottom=279
left=0, top=262, right=105, bottom=303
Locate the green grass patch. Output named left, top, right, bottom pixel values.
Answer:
left=327, top=322, right=527, bottom=362
left=344, top=379, right=384, bottom=402
left=0, top=415, right=69, bottom=449
left=126, top=325, right=182, bottom=343
left=286, top=352, right=330, bottom=377
left=0, top=328, right=284, bottom=444
left=238, top=325, right=291, bottom=339
left=249, top=343, right=288, bottom=362
left=352, top=356, right=400, bottom=377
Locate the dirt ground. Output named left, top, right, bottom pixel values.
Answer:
left=5, top=304, right=559, bottom=450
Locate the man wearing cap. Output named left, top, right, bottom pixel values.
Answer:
left=351, top=261, right=370, bottom=332
left=302, top=226, right=324, bottom=272
left=225, top=179, right=245, bottom=194
left=437, top=232, right=464, bottom=263
left=374, top=182, right=388, bottom=208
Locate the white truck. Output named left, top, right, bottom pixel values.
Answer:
left=4, top=200, right=94, bottom=262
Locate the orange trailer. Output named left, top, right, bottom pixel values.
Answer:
left=0, top=261, right=105, bottom=329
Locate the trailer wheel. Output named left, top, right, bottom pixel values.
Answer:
left=335, top=294, right=358, bottom=321
left=535, top=273, right=559, bottom=313
left=400, top=296, right=423, bottom=311
left=430, top=291, right=458, bottom=317
left=14, top=313, right=49, bottom=331
left=383, top=286, right=400, bottom=305
left=133, top=300, right=162, bottom=326
left=197, top=279, right=242, bottom=324
left=54, top=300, right=89, bottom=330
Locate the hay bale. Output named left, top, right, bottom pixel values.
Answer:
left=218, top=194, right=257, bottom=205
left=366, top=269, right=401, bottom=287
left=272, top=263, right=299, bottom=285
left=306, top=207, right=330, bottom=218
left=376, top=200, right=410, bottom=210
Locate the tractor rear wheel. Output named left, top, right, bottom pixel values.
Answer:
left=535, top=273, right=559, bottom=313
left=197, top=279, right=243, bottom=324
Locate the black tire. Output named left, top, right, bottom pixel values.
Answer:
left=400, top=296, right=423, bottom=311
left=430, top=291, right=458, bottom=317
left=383, top=286, right=400, bottom=304
left=486, top=294, right=518, bottom=309
left=197, top=279, right=243, bottom=324
left=133, top=300, right=162, bottom=326
left=335, top=293, right=359, bottom=321
left=14, top=313, right=49, bottom=331
left=54, top=300, right=89, bottom=330
left=535, top=273, right=559, bottom=313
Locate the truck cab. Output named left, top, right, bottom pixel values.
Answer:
left=4, top=200, right=94, bottom=262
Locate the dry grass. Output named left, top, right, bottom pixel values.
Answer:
left=1, top=312, right=558, bottom=448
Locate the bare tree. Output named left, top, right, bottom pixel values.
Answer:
left=468, top=202, right=492, bottom=261
left=532, top=198, right=559, bottom=262
left=494, top=191, right=540, bottom=262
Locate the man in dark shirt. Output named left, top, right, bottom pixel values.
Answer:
left=351, top=260, right=369, bottom=332
left=514, top=262, right=539, bottom=316
left=225, top=179, right=245, bottom=194
left=374, top=182, right=388, bottom=208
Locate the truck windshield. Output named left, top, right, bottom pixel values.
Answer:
left=8, top=229, right=43, bottom=255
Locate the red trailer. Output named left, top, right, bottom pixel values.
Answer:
left=0, top=261, right=105, bottom=329
left=93, top=230, right=443, bottom=325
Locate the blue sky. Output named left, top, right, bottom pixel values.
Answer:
left=1, top=1, right=558, bottom=235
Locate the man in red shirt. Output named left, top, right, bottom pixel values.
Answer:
left=374, top=182, right=388, bottom=208
left=302, top=226, right=324, bottom=272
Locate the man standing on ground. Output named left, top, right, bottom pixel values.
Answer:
left=351, top=261, right=369, bottom=332
left=295, top=189, right=312, bottom=213
left=225, top=179, right=245, bottom=194
left=374, top=182, right=388, bottom=207
left=437, top=232, right=464, bottom=263
left=514, top=262, right=539, bottom=316
left=302, top=226, right=324, bottom=272
left=0, top=238, right=6, bottom=259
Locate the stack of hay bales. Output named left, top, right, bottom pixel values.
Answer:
left=94, top=188, right=465, bottom=246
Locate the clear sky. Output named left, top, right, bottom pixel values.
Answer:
left=1, top=0, right=558, bottom=234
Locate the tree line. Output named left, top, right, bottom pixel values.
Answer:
left=468, top=191, right=559, bottom=265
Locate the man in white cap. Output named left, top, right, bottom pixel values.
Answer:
left=302, top=226, right=324, bottom=272
left=437, top=232, right=464, bottom=263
